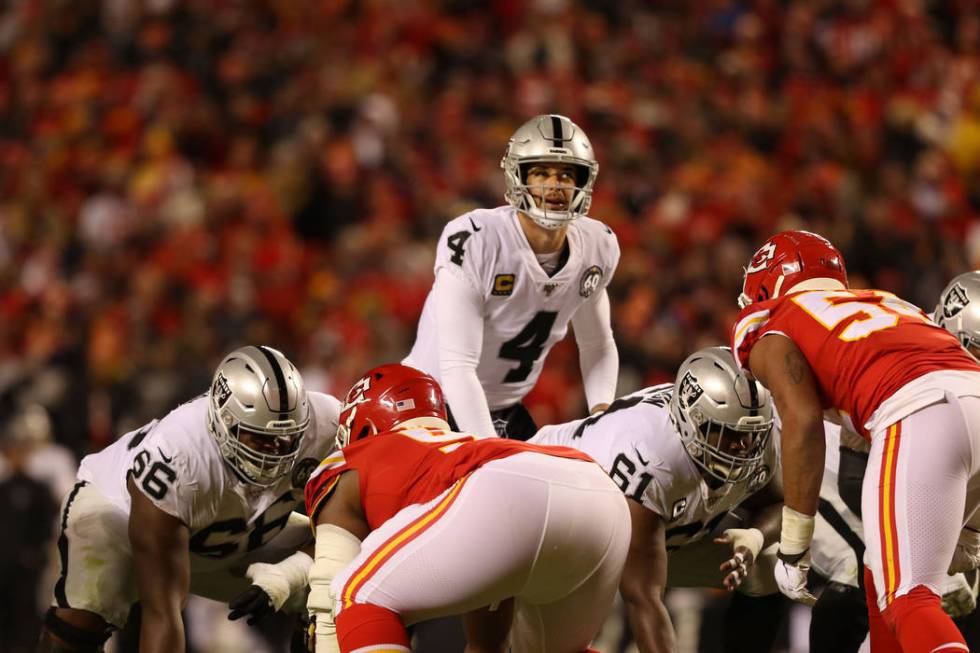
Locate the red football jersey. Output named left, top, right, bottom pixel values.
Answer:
left=304, top=425, right=595, bottom=530
left=732, top=289, right=980, bottom=439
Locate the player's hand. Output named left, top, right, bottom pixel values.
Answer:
left=949, top=528, right=980, bottom=574
left=228, top=585, right=275, bottom=625
left=715, top=527, right=764, bottom=591
left=774, top=548, right=817, bottom=606
left=942, top=570, right=980, bottom=619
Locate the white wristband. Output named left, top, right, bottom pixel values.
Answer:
left=245, top=550, right=314, bottom=611
left=780, top=506, right=815, bottom=556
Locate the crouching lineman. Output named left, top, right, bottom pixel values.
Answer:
left=39, top=346, right=340, bottom=653
left=531, top=346, right=784, bottom=653
left=304, top=363, right=630, bottom=653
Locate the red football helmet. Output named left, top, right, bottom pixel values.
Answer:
left=739, top=231, right=848, bottom=308
left=335, top=364, right=448, bottom=448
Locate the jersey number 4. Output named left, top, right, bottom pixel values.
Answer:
left=499, top=311, right=558, bottom=383
left=792, top=290, right=930, bottom=341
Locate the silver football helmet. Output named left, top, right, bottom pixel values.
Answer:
left=669, top=347, right=774, bottom=485
left=935, top=271, right=980, bottom=359
left=500, top=114, right=599, bottom=230
left=207, top=345, right=310, bottom=487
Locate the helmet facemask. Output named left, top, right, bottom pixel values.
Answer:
left=503, top=157, right=597, bottom=230
left=207, top=346, right=311, bottom=487
left=501, top=114, right=599, bottom=230
left=669, top=347, right=774, bottom=487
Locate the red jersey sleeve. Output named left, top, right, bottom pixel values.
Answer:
left=304, top=451, right=350, bottom=523
left=731, top=303, right=782, bottom=371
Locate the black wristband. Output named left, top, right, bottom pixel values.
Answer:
left=777, top=548, right=809, bottom=565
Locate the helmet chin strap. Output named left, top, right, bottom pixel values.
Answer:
left=782, top=277, right=847, bottom=296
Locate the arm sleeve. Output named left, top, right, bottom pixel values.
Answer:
left=571, top=288, right=618, bottom=410
left=434, top=269, right=497, bottom=438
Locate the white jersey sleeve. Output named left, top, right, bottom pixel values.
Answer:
left=405, top=205, right=621, bottom=413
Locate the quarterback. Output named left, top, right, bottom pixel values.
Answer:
left=38, top=346, right=340, bottom=653
left=303, top=364, right=630, bottom=653
left=404, top=113, right=619, bottom=440
left=532, top=346, right=783, bottom=653
left=732, top=231, right=980, bottom=653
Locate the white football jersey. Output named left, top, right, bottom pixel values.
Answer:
left=531, top=385, right=778, bottom=550
left=78, top=391, right=340, bottom=565
left=404, top=205, right=619, bottom=410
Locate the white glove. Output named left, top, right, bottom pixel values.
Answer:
left=774, top=548, right=817, bottom=606
left=715, top=528, right=764, bottom=591
left=774, top=506, right=817, bottom=605
left=949, top=528, right=980, bottom=574
left=941, top=571, right=979, bottom=618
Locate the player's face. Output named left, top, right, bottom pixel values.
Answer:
left=525, top=164, right=576, bottom=211
left=238, top=428, right=301, bottom=456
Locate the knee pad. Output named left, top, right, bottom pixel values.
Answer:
left=42, top=608, right=112, bottom=652
left=335, top=603, right=410, bottom=652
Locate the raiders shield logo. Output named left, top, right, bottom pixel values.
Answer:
left=212, top=372, right=233, bottom=408
left=579, top=265, right=603, bottom=298
left=291, top=457, right=320, bottom=488
left=943, top=282, right=970, bottom=320
left=677, top=371, right=704, bottom=409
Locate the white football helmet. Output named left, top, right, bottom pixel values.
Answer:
left=207, top=345, right=310, bottom=487
left=500, top=114, right=598, bottom=230
left=669, top=347, right=774, bottom=485
left=935, top=271, right=980, bottom=359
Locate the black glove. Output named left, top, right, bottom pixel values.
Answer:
left=228, top=585, right=274, bottom=625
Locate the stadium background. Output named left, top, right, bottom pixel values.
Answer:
left=0, top=0, right=978, bottom=651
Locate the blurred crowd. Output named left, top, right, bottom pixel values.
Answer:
left=1, top=0, right=979, bottom=650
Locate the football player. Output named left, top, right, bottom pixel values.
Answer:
left=732, top=231, right=980, bottom=653
left=38, top=346, right=340, bottom=653
left=531, top=346, right=784, bottom=653
left=403, top=113, right=619, bottom=441
left=807, top=272, right=980, bottom=652
left=303, top=364, right=630, bottom=653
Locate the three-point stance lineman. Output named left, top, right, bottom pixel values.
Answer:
left=404, top=113, right=619, bottom=440
left=304, top=364, right=630, bottom=653
left=532, top=347, right=783, bottom=653
left=732, top=231, right=980, bottom=653
left=39, top=346, right=340, bottom=653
